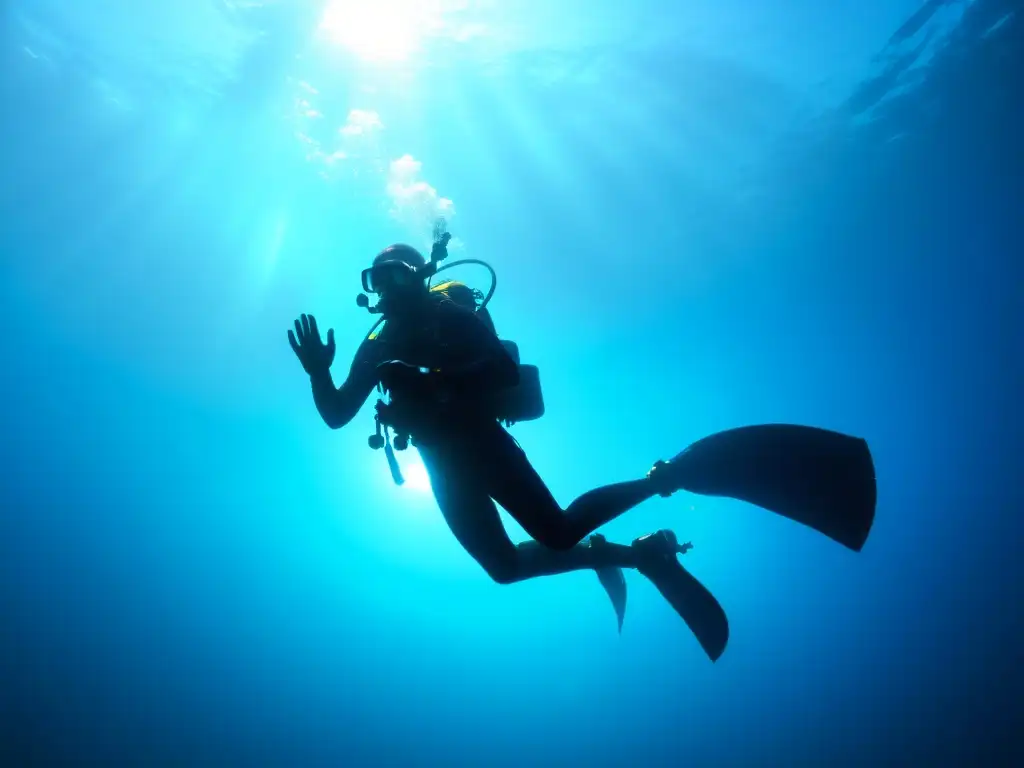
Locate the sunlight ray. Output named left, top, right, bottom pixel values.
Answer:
left=465, top=73, right=593, bottom=224
left=45, top=122, right=202, bottom=284
left=318, top=0, right=446, bottom=64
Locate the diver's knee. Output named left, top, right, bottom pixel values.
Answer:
left=481, top=559, right=519, bottom=585
left=534, top=525, right=580, bottom=552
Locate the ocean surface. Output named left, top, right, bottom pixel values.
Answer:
left=0, top=1, right=1020, bottom=765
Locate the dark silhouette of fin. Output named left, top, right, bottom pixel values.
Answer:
left=595, top=566, right=627, bottom=633
left=639, top=555, right=729, bottom=662
left=661, top=424, right=876, bottom=551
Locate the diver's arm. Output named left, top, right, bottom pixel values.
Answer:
left=311, top=339, right=379, bottom=429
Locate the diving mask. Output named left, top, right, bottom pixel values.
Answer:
left=355, top=231, right=451, bottom=315
left=360, top=259, right=421, bottom=295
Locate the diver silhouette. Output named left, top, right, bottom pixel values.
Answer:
left=287, top=228, right=876, bottom=661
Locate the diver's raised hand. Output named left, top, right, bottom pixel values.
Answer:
left=288, top=313, right=336, bottom=376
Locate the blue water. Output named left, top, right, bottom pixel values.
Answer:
left=1, top=1, right=1020, bottom=765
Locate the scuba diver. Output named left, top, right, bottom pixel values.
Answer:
left=287, top=228, right=877, bottom=662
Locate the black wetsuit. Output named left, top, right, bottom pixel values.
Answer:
left=330, top=295, right=662, bottom=583
left=296, top=295, right=875, bottom=660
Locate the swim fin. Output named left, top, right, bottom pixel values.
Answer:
left=651, top=424, right=876, bottom=552
left=595, top=566, right=627, bottom=633
left=590, top=535, right=627, bottom=633
left=633, top=531, right=728, bottom=662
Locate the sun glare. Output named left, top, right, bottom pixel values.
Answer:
left=319, top=0, right=440, bottom=63
left=402, top=458, right=433, bottom=494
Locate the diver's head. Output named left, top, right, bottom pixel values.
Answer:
left=361, top=244, right=429, bottom=314
left=373, top=244, right=427, bottom=271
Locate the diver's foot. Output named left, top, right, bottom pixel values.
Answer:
left=646, top=453, right=690, bottom=498
left=631, top=529, right=693, bottom=568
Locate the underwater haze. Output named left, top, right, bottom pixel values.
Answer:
left=1, top=0, right=1021, bottom=765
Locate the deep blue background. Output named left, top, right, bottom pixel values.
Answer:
left=1, top=1, right=1020, bottom=765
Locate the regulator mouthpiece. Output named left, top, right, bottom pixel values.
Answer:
left=356, top=293, right=384, bottom=314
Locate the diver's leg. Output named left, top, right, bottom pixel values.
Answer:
left=420, top=448, right=637, bottom=582
left=423, top=443, right=719, bottom=644
left=470, top=418, right=875, bottom=553
left=468, top=421, right=660, bottom=549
